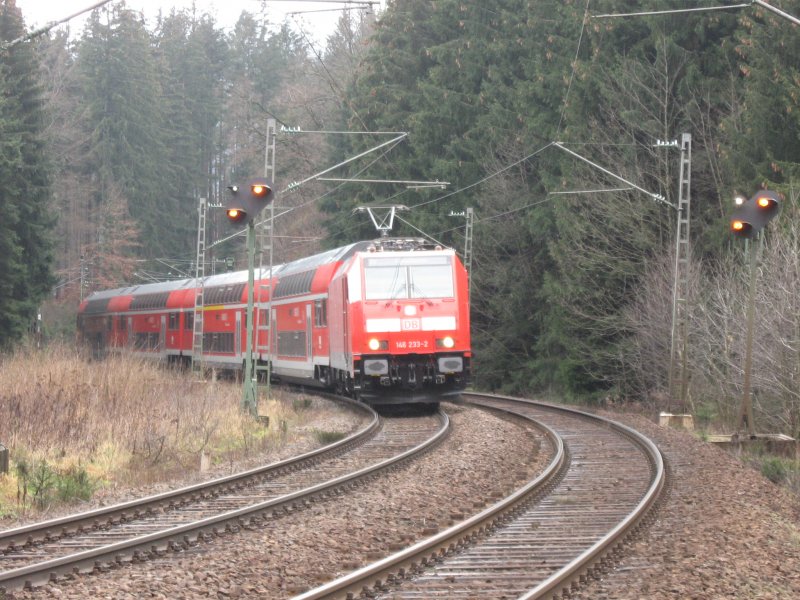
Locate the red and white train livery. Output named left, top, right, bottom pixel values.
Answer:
left=77, top=238, right=471, bottom=405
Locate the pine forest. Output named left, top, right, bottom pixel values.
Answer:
left=1, top=0, right=800, bottom=436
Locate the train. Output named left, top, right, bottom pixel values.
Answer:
left=77, top=238, right=471, bottom=406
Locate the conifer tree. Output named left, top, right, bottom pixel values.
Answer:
left=0, top=0, right=54, bottom=348
left=75, top=3, right=176, bottom=264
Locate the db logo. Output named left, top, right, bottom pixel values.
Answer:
left=401, top=319, right=420, bottom=331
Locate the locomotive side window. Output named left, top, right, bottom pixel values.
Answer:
left=364, top=256, right=454, bottom=300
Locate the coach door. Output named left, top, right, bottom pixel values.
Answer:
left=306, top=304, right=313, bottom=370
left=271, top=308, right=277, bottom=363
left=342, top=283, right=350, bottom=367
left=160, top=315, right=167, bottom=358
left=235, top=311, right=242, bottom=359
left=256, top=305, right=269, bottom=357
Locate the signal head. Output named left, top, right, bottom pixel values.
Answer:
left=225, top=184, right=247, bottom=223
left=224, top=177, right=274, bottom=225
left=729, top=189, right=782, bottom=239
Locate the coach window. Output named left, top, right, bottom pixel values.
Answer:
left=258, top=309, right=269, bottom=328
left=118, top=315, right=126, bottom=330
left=185, top=311, right=194, bottom=330
left=168, top=312, right=179, bottom=330
left=314, top=299, right=327, bottom=327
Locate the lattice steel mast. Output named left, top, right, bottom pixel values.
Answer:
left=668, top=134, right=692, bottom=411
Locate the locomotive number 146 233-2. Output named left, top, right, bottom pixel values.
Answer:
left=395, top=340, right=429, bottom=350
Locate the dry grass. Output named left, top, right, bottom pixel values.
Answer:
left=0, top=343, right=327, bottom=515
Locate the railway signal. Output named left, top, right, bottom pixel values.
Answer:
left=223, top=175, right=275, bottom=416
left=731, top=189, right=782, bottom=438
left=225, top=178, right=274, bottom=224
left=730, top=190, right=781, bottom=239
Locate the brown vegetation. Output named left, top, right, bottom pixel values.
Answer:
left=0, top=343, right=335, bottom=517
left=623, top=202, right=800, bottom=439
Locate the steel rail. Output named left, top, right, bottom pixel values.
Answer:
left=483, top=394, right=666, bottom=600
left=0, top=397, right=377, bottom=553
left=294, top=392, right=664, bottom=600
left=0, top=406, right=450, bottom=593
left=293, top=403, right=565, bottom=600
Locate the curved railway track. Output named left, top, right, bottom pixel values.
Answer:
left=0, top=399, right=450, bottom=594
left=296, top=393, right=665, bottom=600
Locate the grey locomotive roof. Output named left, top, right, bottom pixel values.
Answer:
left=274, top=241, right=370, bottom=277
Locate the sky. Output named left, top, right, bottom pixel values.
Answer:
left=14, top=1, right=384, bottom=46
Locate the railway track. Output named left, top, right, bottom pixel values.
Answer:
left=296, top=393, right=664, bottom=600
left=0, top=399, right=450, bottom=593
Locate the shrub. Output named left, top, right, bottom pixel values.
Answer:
left=13, top=457, right=96, bottom=509
left=15, top=457, right=56, bottom=509
left=694, top=402, right=715, bottom=430
left=293, top=397, right=313, bottom=412
left=313, top=429, right=346, bottom=445
left=56, top=464, right=96, bottom=502
left=760, top=457, right=788, bottom=484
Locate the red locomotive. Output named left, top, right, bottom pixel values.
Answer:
left=77, top=238, right=471, bottom=406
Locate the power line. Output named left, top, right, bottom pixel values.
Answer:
left=592, top=3, right=751, bottom=19
left=2, top=0, right=113, bottom=50
left=591, top=1, right=799, bottom=27
left=409, top=142, right=556, bottom=210
left=553, top=142, right=673, bottom=209
left=557, top=0, right=591, bottom=137
left=209, top=133, right=406, bottom=250
left=476, top=197, right=554, bottom=223
left=394, top=215, right=447, bottom=247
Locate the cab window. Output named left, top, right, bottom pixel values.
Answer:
left=364, top=256, right=454, bottom=300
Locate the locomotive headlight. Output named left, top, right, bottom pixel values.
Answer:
left=368, top=338, right=388, bottom=351
left=437, top=336, right=455, bottom=349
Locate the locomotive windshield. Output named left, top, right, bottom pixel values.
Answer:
left=363, top=255, right=454, bottom=300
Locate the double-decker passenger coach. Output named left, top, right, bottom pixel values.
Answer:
left=78, top=238, right=471, bottom=407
